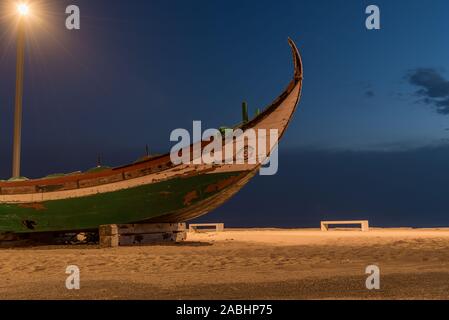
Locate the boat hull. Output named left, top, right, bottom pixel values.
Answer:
left=0, top=170, right=250, bottom=233
left=0, top=38, right=303, bottom=234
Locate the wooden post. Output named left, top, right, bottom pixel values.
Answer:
left=242, top=102, right=249, bottom=124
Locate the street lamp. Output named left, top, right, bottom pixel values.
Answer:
left=12, top=3, right=29, bottom=178
left=17, top=3, right=29, bottom=16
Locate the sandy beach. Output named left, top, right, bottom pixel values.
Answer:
left=0, top=228, right=449, bottom=300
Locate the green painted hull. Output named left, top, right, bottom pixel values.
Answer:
left=0, top=171, right=246, bottom=233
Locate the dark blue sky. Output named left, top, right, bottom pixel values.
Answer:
left=1, top=0, right=449, bottom=226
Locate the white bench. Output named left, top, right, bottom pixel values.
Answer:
left=189, top=223, right=224, bottom=233
left=321, top=220, right=369, bottom=232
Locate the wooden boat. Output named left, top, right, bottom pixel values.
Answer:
left=0, top=39, right=303, bottom=234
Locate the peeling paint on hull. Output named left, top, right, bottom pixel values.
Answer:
left=0, top=171, right=249, bottom=233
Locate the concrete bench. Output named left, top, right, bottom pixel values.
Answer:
left=321, top=220, right=369, bottom=232
left=189, top=223, right=224, bottom=233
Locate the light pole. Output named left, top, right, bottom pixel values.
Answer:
left=12, top=3, right=29, bottom=178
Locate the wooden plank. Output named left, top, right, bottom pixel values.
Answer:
left=1, top=186, right=37, bottom=195
left=117, top=223, right=186, bottom=235
left=99, top=223, right=187, bottom=247
left=79, top=173, right=124, bottom=188
left=119, top=231, right=186, bottom=246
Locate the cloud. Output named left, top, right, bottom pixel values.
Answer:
left=407, top=68, right=449, bottom=114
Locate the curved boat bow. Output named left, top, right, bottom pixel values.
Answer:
left=0, top=39, right=304, bottom=233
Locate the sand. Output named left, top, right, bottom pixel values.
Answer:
left=0, top=228, right=449, bottom=300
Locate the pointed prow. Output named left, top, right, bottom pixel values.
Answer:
left=287, top=38, right=303, bottom=82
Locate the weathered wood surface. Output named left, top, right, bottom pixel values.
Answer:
left=116, top=223, right=186, bottom=235
left=119, top=232, right=187, bottom=246
left=99, top=223, right=187, bottom=247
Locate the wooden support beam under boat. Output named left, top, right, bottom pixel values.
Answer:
left=99, top=223, right=187, bottom=247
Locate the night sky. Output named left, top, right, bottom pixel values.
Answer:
left=1, top=0, right=449, bottom=227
